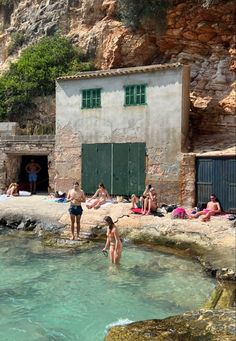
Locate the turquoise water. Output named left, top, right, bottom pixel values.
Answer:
left=0, top=231, right=215, bottom=341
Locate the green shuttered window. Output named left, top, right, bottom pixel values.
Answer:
left=82, top=88, right=101, bottom=109
left=124, top=84, right=146, bottom=106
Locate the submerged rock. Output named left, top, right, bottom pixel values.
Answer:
left=105, top=309, right=236, bottom=341
left=43, top=236, right=91, bottom=249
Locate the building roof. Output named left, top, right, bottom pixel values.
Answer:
left=57, top=63, right=182, bottom=81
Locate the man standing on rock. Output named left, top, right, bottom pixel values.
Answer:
left=25, top=159, right=41, bottom=194
left=67, top=182, right=86, bottom=240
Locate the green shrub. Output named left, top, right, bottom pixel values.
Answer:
left=0, top=34, right=94, bottom=121
left=117, top=0, right=173, bottom=30
left=0, top=0, right=14, bottom=5
left=8, top=32, right=25, bottom=55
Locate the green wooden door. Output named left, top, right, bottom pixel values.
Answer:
left=82, top=143, right=145, bottom=196
left=97, top=144, right=112, bottom=194
left=128, top=143, right=145, bottom=196
left=113, top=143, right=129, bottom=195
left=82, top=144, right=97, bottom=194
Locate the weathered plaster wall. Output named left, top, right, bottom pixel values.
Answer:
left=55, top=66, right=189, bottom=203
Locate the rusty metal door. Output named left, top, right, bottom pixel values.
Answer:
left=196, top=157, right=236, bottom=212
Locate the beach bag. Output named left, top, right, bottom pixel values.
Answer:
left=197, top=202, right=207, bottom=211
left=166, top=204, right=177, bottom=213
left=228, top=214, right=236, bottom=221
left=172, top=207, right=187, bottom=219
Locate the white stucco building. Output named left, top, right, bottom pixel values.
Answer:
left=55, top=63, right=190, bottom=204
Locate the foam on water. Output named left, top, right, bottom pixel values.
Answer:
left=104, top=318, right=133, bottom=335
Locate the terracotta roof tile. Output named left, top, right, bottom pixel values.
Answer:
left=57, top=63, right=182, bottom=81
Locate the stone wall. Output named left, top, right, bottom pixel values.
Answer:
left=179, top=153, right=196, bottom=207
left=0, top=135, right=55, bottom=190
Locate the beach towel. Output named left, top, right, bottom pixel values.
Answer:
left=0, top=195, right=10, bottom=202
left=131, top=208, right=142, bottom=214
left=99, top=200, right=114, bottom=209
left=19, top=191, right=31, bottom=196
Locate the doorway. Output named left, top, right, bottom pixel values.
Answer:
left=82, top=143, right=146, bottom=196
left=196, top=157, right=236, bottom=212
left=18, top=155, right=49, bottom=192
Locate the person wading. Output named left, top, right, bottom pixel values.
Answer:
left=102, top=216, right=122, bottom=264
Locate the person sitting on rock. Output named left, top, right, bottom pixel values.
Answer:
left=190, top=194, right=221, bottom=222
left=130, top=194, right=143, bottom=209
left=6, top=183, right=19, bottom=197
left=130, top=185, right=151, bottom=211
left=86, top=183, right=110, bottom=209
left=142, top=186, right=158, bottom=215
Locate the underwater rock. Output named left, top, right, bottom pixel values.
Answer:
left=43, top=237, right=91, bottom=249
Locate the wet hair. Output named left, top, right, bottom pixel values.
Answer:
left=104, top=216, right=114, bottom=230
left=210, top=193, right=217, bottom=199
left=99, top=183, right=105, bottom=189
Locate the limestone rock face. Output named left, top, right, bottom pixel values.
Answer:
left=105, top=309, right=236, bottom=341
left=0, top=0, right=235, bottom=142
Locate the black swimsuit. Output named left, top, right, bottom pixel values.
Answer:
left=69, top=205, right=83, bottom=216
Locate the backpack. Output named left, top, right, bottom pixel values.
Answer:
left=197, top=202, right=207, bottom=211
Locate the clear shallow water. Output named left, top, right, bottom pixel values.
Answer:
left=0, top=232, right=215, bottom=341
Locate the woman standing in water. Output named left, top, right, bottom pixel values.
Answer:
left=102, top=216, right=122, bottom=264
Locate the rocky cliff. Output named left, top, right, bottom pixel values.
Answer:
left=0, top=0, right=235, bottom=148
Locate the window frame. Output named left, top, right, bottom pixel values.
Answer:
left=81, top=88, right=102, bottom=109
left=124, top=84, right=147, bottom=106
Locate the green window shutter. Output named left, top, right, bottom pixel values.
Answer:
left=136, top=85, right=141, bottom=104
left=82, top=88, right=101, bottom=109
left=124, top=84, right=146, bottom=106
left=140, top=85, right=145, bottom=104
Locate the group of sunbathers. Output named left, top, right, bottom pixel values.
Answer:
left=131, top=184, right=158, bottom=215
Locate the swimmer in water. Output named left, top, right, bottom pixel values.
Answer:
left=102, top=216, right=122, bottom=264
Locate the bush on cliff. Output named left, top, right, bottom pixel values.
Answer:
left=0, top=34, right=94, bottom=121
left=117, top=0, right=227, bottom=30
left=117, top=0, right=173, bottom=30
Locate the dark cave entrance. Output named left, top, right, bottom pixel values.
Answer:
left=18, top=155, right=49, bottom=192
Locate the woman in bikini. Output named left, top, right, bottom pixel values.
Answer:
left=86, top=183, right=110, bottom=209
left=142, top=186, right=158, bottom=215
left=102, top=216, right=122, bottom=264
